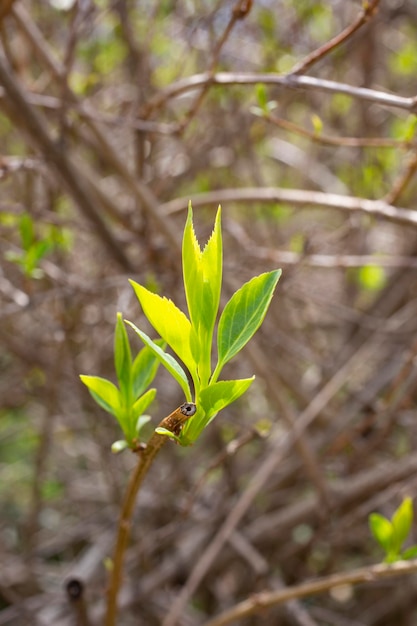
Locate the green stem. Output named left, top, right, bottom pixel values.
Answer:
left=105, top=402, right=196, bottom=626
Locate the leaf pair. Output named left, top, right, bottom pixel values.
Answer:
left=369, top=497, right=417, bottom=563
left=80, top=313, right=164, bottom=451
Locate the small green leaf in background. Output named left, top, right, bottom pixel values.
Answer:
left=369, top=513, right=393, bottom=553
left=391, top=497, right=413, bottom=555
left=358, top=265, right=386, bottom=292
left=369, top=497, right=417, bottom=563
left=311, top=113, right=323, bottom=135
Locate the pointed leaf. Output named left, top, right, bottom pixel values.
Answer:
left=114, top=312, right=132, bottom=398
left=369, top=513, right=393, bottom=552
left=182, top=204, right=222, bottom=383
left=391, top=497, right=413, bottom=554
left=111, top=440, right=129, bottom=454
left=125, top=321, right=192, bottom=400
left=136, top=414, right=151, bottom=436
left=215, top=270, right=281, bottom=378
left=129, top=280, right=194, bottom=372
left=402, top=545, right=417, bottom=560
left=181, top=378, right=255, bottom=444
left=80, top=375, right=120, bottom=415
left=131, top=388, right=156, bottom=420
left=131, top=339, right=166, bottom=398
left=199, top=378, right=255, bottom=418
left=155, top=427, right=182, bottom=443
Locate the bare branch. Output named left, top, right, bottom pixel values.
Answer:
left=160, top=187, right=417, bottom=228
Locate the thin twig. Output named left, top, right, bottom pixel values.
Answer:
left=202, top=558, right=417, bottom=626
left=290, top=0, right=380, bottom=75
left=262, top=113, right=412, bottom=149
left=143, top=71, right=417, bottom=117
left=384, top=151, right=417, bottom=205
left=177, top=0, right=253, bottom=132
left=159, top=187, right=417, bottom=228
left=105, top=403, right=196, bottom=626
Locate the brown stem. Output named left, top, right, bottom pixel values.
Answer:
left=105, top=402, right=196, bottom=626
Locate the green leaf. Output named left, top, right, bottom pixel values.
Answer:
left=182, top=203, right=222, bottom=385
left=111, top=440, right=129, bottom=454
left=136, top=414, right=151, bottom=436
left=401, top=545, right=417, bottom=560
left=114, top=312, right=132, bottom=398
left=125, top=321, right=192, bottom=401
left=214, top=270, right=281, bottom=379
left=181, top=378, right=255, bottom=444
left=129, top=280, right=195, bottom=375
left=199, top=378, right=255, bottom=419
left=155, top=427, right=182, bottom=443
left=19, top=213, right=34, bottom=250
left=131, top=388, right=156, bottom=422
left=391, top=497, right=413, bottom=554
left=131, top=339, right=166, bottom=398
left=80, top=375, right=120, bottom=415
left=369, top=513, right=393, bottom=552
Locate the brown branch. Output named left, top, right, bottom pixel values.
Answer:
left=159, top=187, right=417, bottom=229
left=203, top=559, right=417, bottom=626
left=177, top=0, right=253, bottom=133
left=262, top=113, right=412, bottom=149
left=290, top=0, right=381, bottom=76
left=384, top=151, right=417, bottom=205
left=105, top=403, right=196, bottom=626
left=144, top=71, right=417, bottom=117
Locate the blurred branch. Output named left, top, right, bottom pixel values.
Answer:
left=384, top=151, right=417, bottom=205
left=145, top=71, right=417, bottom=117
left=162, top=328, right=406, bottom=626
left=0, top=53, right=133, bottom=271
left=160, top=187, right=417, bottom=228
left=178, top=0, right=253, bottom=132
left=203, top=559, right=417, bottom=626
left=261, top=113, right=413, bottom=149
left=290, top=0, right=380, bottom=75
left=10, top=2, right=182, bottom=253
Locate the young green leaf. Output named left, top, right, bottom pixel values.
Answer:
left=80, top=375, right=120, bottom=415
left=131, top=339, right=166, bottom=399
left=129, top=280, right=195, bottom=373
left=199, top=378, right=255, bottom=419
left=155, top=427, right=182, bottom=443
left=182, top=203, right=222, bottom=385
left=181, top=378, right=255, bottom=443
left=391, top=497, right=413, bottom=555
left=369, top=513, right=393, bottom=553
left=114, top=312, right=132, bottom=398
left=136, top=415, right=151, bottom=436
left=402, top=545, right=417, bottom=560
left=131, top=388, right=156, bottom=421
left=111, top=440, right=129, bottom=454
left=125, top=321, right=192, bottom=401
left=214, top=270, right=281, bottom=380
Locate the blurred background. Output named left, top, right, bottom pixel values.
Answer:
left=2, top=1, right=417, bottom=624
